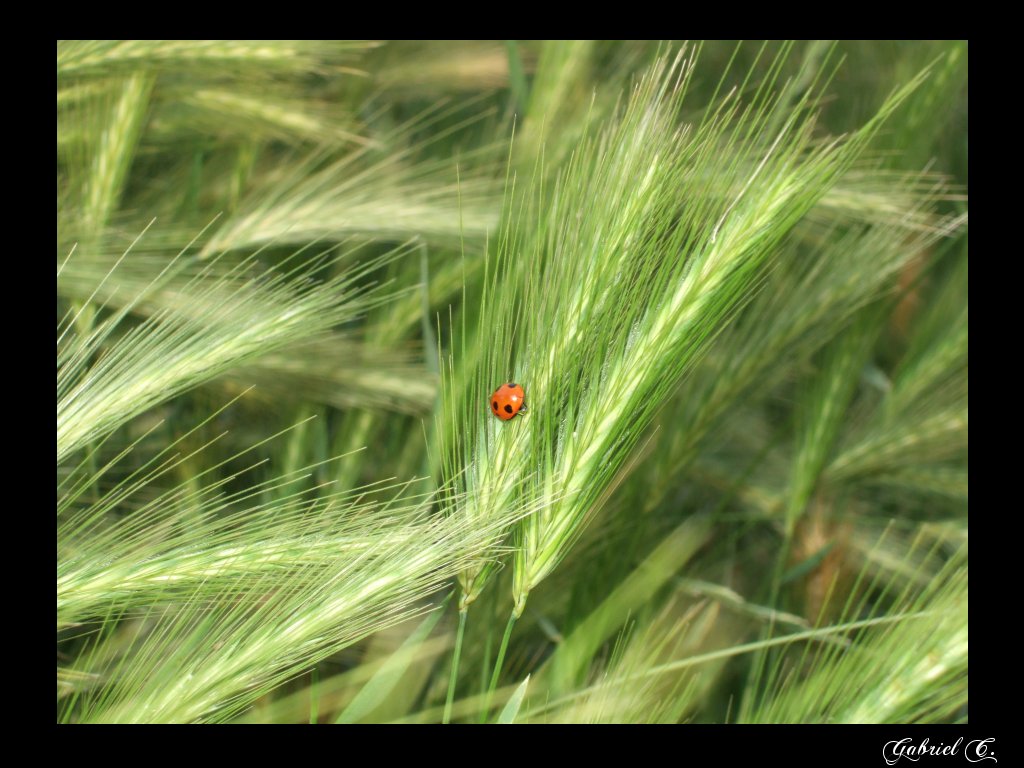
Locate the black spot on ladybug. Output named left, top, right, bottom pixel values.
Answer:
left=504, top=404, right=513, bottom=414
left=507, top=382, right=517, bottom=388
left=492, top=401, right=498, bottom=411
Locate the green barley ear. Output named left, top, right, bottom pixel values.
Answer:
left=60, top=473, right=519, bottom=722
left=196, top=102, right=502, bottom=258
left=57, top=236, right=407, bottom=463
left=520, top=535, right=966, bottom=724
left=742, top=538, right=967, bottom=723
left=438, top=47, right=929, bottom=620
left=506, top=54, right=931, bottom=617
left=825, top=245, right=968, bottom=492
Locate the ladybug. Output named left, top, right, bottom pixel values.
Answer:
left=490, top=382, right=527, bottom=421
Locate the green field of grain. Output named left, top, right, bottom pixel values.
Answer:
left=57, top=40, right=968, bottom=724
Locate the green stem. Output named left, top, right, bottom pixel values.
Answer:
left=739, top=524, right=796, bottom=720
left=443, top=607, right=468, bottom=724
left=309, top=666, right=319, bottom=724
left=482, top=611, right=517, bottom=722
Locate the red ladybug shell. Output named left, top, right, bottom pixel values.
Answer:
left=490, top=382, right=526, bottom=421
